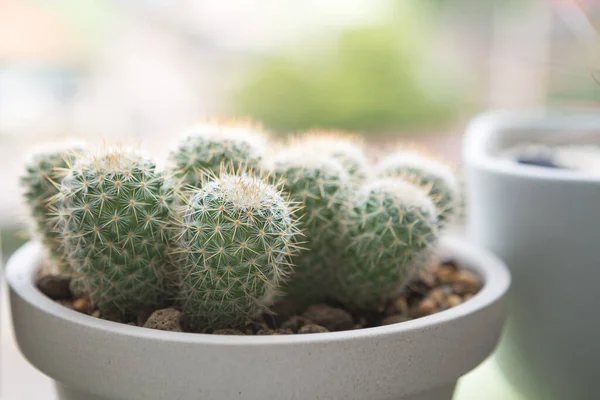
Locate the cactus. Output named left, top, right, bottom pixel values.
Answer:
left=20, top=141, right=85, bottom=273
left=334, top=178, right=439, bottom=310
left=56, top=148, right=173, bottom=316
left=268, top=146, right=350, bottom=305
left=167, top=122, right=267, bottom=188
left=292, top=132, right=370, bottom=182
left=375, top=151, right=460, bottom=227
left=172, top=173, right=301, bottom=331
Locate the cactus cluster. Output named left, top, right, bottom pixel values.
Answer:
left=22, top=121, right=459, bottom=331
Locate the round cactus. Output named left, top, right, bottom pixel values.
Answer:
left=167, top=122, right=267, bottom=188
left=334, top=179, right=439, bottom=310
left=268, top=146, right=351, bottom=305
left=56, top=148, right=173, bottom=316
left=20, top=141, right=85, bottom=273
left=173, top=173, right=301, bottom=331
left=291, top=132, right=370, bottom=182
left=375, top=151, right=460, bottom=227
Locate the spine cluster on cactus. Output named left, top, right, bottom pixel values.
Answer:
left=268, top=145, right=350, bottom=304
left=20, top=142, right=85, bottom=273
left=56, top=149, right=173, bottom=315
left=375, top=151, right=460, bottom=227
left=167, top=122, right=267, bottom=188
left=291, top=132, right=370, bottom=182
left=172, top=173, right=300, bottom=331
left=334, top=179, right=439, bottom=310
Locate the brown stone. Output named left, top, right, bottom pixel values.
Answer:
left=37, top=275, right=72, bottom=300
left=101, top=310, right=124, bottom=323
left=143, top=308, right=183, bottom=332
left=411, top=298, right=437, bottom=318
left=452, top=270, right=482, bottom=293
left=72, top=298, right=90, bottom=314
left=382, top=315, right=410, bottom=325
left=298, top=324, right=329, bottom=334
left=447, top=294, right=462, bottom=307
left=428, top=288, right=446, bottom=306
left=436, top=265, right=457, bottom=283
left=281, top=316, right=312, bottom=333
left=302, top=304, right=354, bottom=332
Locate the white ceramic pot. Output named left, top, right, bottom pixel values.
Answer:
left=464, top=111, right=600, bottom=400
left=6, top=237, right=508, bottom=400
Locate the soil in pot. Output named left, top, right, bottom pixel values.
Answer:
left=37, top=257, right=482, bottom=335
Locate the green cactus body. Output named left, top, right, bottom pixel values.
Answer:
left=174, top=174, right=300, bottom=331
left=167, top=122, right=267, bottom=188
left=56, top=149, right=173, bottom=315
left=269, top=147, right=350, bottom=305
left=375, top=152, right=459, bottom=227
left=334, top=179, right=438, bottom=311
left=294, top=132, right=370, bottom=183
left=20, top=142, right=85, bottom=273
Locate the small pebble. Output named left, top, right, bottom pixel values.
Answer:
left=213, top=329, right=246, bottom=335
left=281, top=316, right=312, bottom=333
left=91, top=310, right=101, bottom=318
left=37, top=275, right=72, bottom=300
left=464, top=294, right=474, bottom=301
left=411, top=298, right=437, bottom=318
left=382, top=315, right=410, bottom=325
left=256, top=328, right=294, bottom=335
left=436, top=265, right=456, bottom=283
left=447, top=295, right=462, bottom=307
left=298, top=324, right=329, bottom=334
left=143, top=308, right=183, bottom=332
left=428, top=288, right=446, bottom=306
left=127, top=322, right=137, bottom=326
left=72, top=298, right=90, bottom=314
left=452, top=270, right=482, bottom=293
left=353, top=324, right=364, bottom=330
left=302, top=304, right=354, bottom=332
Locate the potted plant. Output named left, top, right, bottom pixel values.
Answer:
left=7, top=124, right=509, bottom=400
left=463, top=111, right=600, bottom=400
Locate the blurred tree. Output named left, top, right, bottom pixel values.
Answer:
left=231, top=1, right=466, bottom=134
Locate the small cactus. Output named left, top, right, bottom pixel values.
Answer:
left=173, top=173, right=301, bottom=331
left=268, top=146, right=350, bottom=304
left=375, top=151, right=460, bottom=227
left=292, top=132, right=370, bottom=182
left=20, top=141, right=85, bottom=273
left=56, top=148, right=173, bottom=315
left=167, top=122, right=267, bottom=188
left=334, top=179, right=439, bottom=310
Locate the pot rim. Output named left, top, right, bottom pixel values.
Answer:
left=463, top=110, right=600, bottom=183
left=6, top=236, right=509, bottom=346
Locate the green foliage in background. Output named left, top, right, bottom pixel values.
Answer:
left=232, top=2, right=464, bottom=134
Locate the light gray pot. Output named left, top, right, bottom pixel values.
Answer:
left=464, top=111, right=600, bottom=400
left=6, top=238, right=508, bottom=400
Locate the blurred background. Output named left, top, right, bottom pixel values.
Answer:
left=1, top=0, right=599, bottom=258
left=1, top=1, right=599, bottom=398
